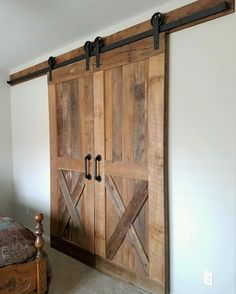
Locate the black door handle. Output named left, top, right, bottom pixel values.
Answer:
left=94, top=154, right=102, bottom=182
left=84, top=154, right=92, bottom=180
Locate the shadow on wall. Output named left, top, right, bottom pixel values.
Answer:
left=13, top=201, right=50, bottom=241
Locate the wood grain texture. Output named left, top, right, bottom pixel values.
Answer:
left=93, top=71, right=106, bottom=257
left=50, top=73, right=95, bottom=255
left=104, top=68, right=124, bottom=265
left=106, top=184, right=148, bottom=260
left=48, top=84, right=59, bottom=237
left=121, top=62, right=135, bottom=273
left=77, top=74, right=95, bottom=253
left=58, top=172, right=85, bottom=236
left=57, top=157, right=83, bottom=171
left=56, top=79, right=80, bottom=159
left=10, top=0, right=234, bottom=85
left=51, top=235, right=95, bottom=267
left=57, top=170, right=85, bottom=237
left=96, top=255, right=165, bottom=294
left=148, top=52, right=168, bottom=288
left=105, top=161, right=147, bottom=180
left=105, top=176, right=149, bottom=273
left=47, top=22, right=169, bottom=292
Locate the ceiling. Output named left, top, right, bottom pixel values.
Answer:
left=0, top=0, right=174, bottom=70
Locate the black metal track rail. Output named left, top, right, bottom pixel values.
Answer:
left=8, top=1, right=229, bottom=85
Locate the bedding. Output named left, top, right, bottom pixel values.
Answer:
left=0, top=215, right=36, bottom=268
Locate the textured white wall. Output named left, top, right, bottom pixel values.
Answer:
left=168, top=12, right=236, bottom=294
left=0, top=70, right=13, bottom=216
left=10, top=1, right=236, bottom=293
left=10, top=77, right=50, bottom=236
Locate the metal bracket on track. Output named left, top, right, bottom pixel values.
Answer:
left=151, top=12, right=165, bottom=50
left=48, top=56, right=56, bottom=81
left=93, top=36, right=104, bottom=68
left=84, top=41, right=93, bottom=71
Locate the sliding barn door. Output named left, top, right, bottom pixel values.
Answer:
left=49, top=70, right=95, bottom=265
left=48, top=32, right=168, bottom=293
left=93, top=34, right=168, bottom=293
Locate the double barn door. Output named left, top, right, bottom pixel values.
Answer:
left=49, top=33, right=168, bottom=293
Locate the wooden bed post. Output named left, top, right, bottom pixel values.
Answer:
left=35, top=213, right=45, bottom=258
left=35, top=213, right=47, bottom=294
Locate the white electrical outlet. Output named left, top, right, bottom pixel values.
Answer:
left=204, top=271, right=213, bottom=287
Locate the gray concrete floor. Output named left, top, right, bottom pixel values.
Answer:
left=45, top=244, right=149, bottom=294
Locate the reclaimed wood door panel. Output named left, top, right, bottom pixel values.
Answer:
left=94, top=36, right=168, bottom=293
left=49, top=74, right=95, bottom=264
left=49, top=33, right=168, bottom=292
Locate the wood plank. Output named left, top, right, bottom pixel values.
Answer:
left=106, top=184, right=148, bottom=260
left=148, top=52, right=168, bottom=286
left=57, top=157, right=83, bottom=171
left=96, top=255, right=165, bottom=294
left=57, top=170, right=85, bottom=237
left=104, top=68, right=123, bottom=265
left=10, top=0, right=234, bottom=85
left=105, top=161, right=147, bottom=180
left=56, top=79, right=80, bottom=159
left=112, top=68, right=122, bottom=161
left=133, top=60, right=148, bottom=164
left=49, top=61, right=89, bottom=85
left=104, top=70, right=113, bottom=161
left=81, top=74, right=95, bottom=253
left=48, top=84, right=59, bottom=237
left=93, top=35, right=164, bottom=73
left=78, top=77, right=86, bottom=158
left=93, top=71, right=106, bottom=257
left=121, top=62, right=136, bottom=271
left=105, top=176, right=149, bottom=273
left=132, top=60, right=149, bottom=270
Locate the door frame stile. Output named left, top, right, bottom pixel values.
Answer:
left=93, top=71, right=106, bottom=258
left=48, top=83, right=59, bottom=238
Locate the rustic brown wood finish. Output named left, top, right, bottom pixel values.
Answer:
left=49, top=30, right=168, bottom=293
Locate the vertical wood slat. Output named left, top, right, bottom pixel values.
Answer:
left=79, top=75, right=95, bottom=253
left=148, top=52, right=167, bottom=286
left=133, top=60, right=149, bottom=265
left=104, top=69, right=123, bottom=265
left=94, top=71, right=106, bottom=257
left=121, top=63, right=135, bottom=271
left=48, top=84, right=58, bottom=236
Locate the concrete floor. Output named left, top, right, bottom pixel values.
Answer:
left=46, top=244, right=149, bottom=294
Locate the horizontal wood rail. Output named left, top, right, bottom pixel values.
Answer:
left=8, top=0, right=234, bottom=86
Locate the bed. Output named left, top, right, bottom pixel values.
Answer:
left=0, top=213, right=47, bottom=294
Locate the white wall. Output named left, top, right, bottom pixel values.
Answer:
left=10, top=77, right=50, bottom=236
left=10, top=1, right=236, bottom=294
left=0, top=69, right=13, bottom=216
left=169, top=13, right=236, bottom=294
